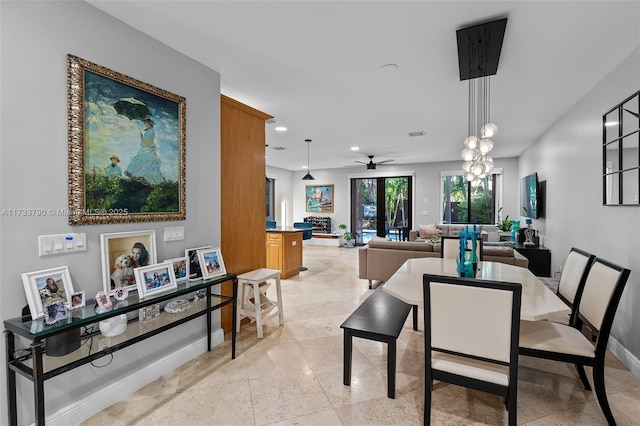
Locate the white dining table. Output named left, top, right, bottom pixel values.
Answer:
left=381, top=258, right=570, bottom=321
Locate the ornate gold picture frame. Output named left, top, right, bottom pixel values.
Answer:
left=67, top=54, right=186, bottom=225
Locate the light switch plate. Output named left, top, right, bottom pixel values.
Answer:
left=38, top=233, right=87, bottom=256
left=164, top=226, right=185, bottom=241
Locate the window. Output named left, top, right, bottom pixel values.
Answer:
left=441, top=171, right=502, bottom=224
left=266, top=177, right=274, bottom=220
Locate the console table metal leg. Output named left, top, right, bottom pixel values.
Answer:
left=32, top=341, right=45, bottom=425
left=206, top=285, right=212, bottom=351
left=5, top=330, right=17, bottom=426
left=232, top=278, right=237, bottom=359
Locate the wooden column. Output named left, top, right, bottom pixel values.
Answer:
left=220, top=95, right=273, bottom=333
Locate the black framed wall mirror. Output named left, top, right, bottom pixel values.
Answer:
left=603, top=90, right=640, bottom=206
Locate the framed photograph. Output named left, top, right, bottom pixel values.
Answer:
left=43, top=300, right=69, bottom=325
left=94, top=291, right=112, bottom=312
left=67, top=54, right=186, bottom=225
left=21, top=266, right=75, bottom=320
left=305, top=184, right=334, bottom=213
left=164, top=256, right=189, bottom=283
left=113, top=286, right=129, bottom=301
left=197, top=247, right=227, bottom=279
left=70, top=291, right=86, bottom=310
left=134, top=263, right=178, bottom=300
left=100, top=230, right=157, bottom=293
left=185, top=246, right=212, bottom=281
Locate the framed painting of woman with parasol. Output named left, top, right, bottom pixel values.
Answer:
left=67, top=54, right=186, bottom=225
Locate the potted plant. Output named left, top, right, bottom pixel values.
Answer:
left=339, top=224, right=355, bottom=248
left=497, top=207, right=512, bottom=232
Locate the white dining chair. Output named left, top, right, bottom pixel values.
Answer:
left=423, top=274, right=521, bottom=426
left=544, top=247, right=595, bottom=325
left=519, top=257, right=631, bottom=425
left=439, top=236, right=483, bottom=261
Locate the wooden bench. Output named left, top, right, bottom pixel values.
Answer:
left=340, top=288, right=418, bottom=398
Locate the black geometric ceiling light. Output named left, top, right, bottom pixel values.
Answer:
left=456, top=17, right=507, bottom=181
left=301, top=139, right=315, bottom=180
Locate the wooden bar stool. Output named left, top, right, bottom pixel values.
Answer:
left=236, top=268, right=284, bottom=338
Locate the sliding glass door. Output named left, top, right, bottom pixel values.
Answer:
left=351, top=176, right=412, bottom=244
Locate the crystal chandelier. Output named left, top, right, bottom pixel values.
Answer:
left=461, top=75, right=496, bottom=181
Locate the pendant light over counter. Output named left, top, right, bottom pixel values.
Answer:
left=302, top=139, right=315, bottom=180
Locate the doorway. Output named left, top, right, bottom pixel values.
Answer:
left=350, top=176, right=412, bottom=244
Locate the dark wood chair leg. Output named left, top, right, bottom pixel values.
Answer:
left=412, top=305, right=418, bottom=331
left=507, top=390, right=517, bottom=426
left=575, top=363, right=592, bottom=390
left=424, top=379, right=431, bottom=426
left=343, top=331, right=352, bottom=386
left=593, top=360, right=616, bottom=426
left=387, top=339, right=396, bottom=398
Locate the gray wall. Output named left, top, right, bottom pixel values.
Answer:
left=284, top=157, right=519, bottom=234
left=267, top=166, right=294, bottom=227
left=519, top=47, right=640, bottom=362
left=1, top=1, right=221, bottom=422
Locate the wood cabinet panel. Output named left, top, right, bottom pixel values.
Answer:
left=266, top=232, right=302, bottom=279
left=221, top=95, right=272, bottom=332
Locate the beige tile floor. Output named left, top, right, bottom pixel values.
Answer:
left=83, top=245, right=640, bottom=425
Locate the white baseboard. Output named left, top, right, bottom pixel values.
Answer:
left=307, top=238, right=340, bottom=247
left=44, top=329, right=225, bottom=426
left=608, top=336, right=640, bottom=380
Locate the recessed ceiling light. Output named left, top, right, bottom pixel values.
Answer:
left=604, top=121, right=618, bottom=127
left=275, top=126, right=287, bottom=132
left=408, top=131, right=425, bottom=137
left=381, top=63, right=399, bottom=71
left=302, top=165, right=308, bottom=169
left=351, top=146, right=360, bottom=151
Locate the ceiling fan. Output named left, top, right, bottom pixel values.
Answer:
left=355, top=155, right=394, bottom=170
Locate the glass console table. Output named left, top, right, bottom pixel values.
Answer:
left=4, top=273, right=237, bottom=426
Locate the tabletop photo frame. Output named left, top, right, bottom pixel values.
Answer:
left=197, top=247, right=227, bottom=279
left=70, top=291, right=86, bottom=310
left=100, top=230, right=157, bottom=294
left=185, top=246, right=212, bottom=281
left=135, top=263, right=178, bottom=300
left=21, top=266, right=75, bottom=320
left=164, top=256, right=189, bottom=283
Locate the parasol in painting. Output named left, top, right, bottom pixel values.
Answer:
left=113, top=98, right=152, bottom=129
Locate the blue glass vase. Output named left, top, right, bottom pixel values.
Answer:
left=456, top=249, right=477, bottom=278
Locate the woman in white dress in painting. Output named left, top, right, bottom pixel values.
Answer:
left=125, top=118, right=163, bottom=184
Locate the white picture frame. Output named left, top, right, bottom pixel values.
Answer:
left=70, top=291, right=86, bottom=310
left=198, top=247, right=227, bottom=279
left=185, top=246, right=212, bottom=281
left=100, top=230, right=157, bottom=294
left=164, top=256, right=190, bottom=283
left=21, top=266, right=75, bottom=320
left=134, top=263, right=178, bottom=300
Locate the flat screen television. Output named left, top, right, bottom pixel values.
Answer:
left=520, top=173, right=540, bottom=219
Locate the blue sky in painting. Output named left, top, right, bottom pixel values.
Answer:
left=84, top=71, right=180, bottom=182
